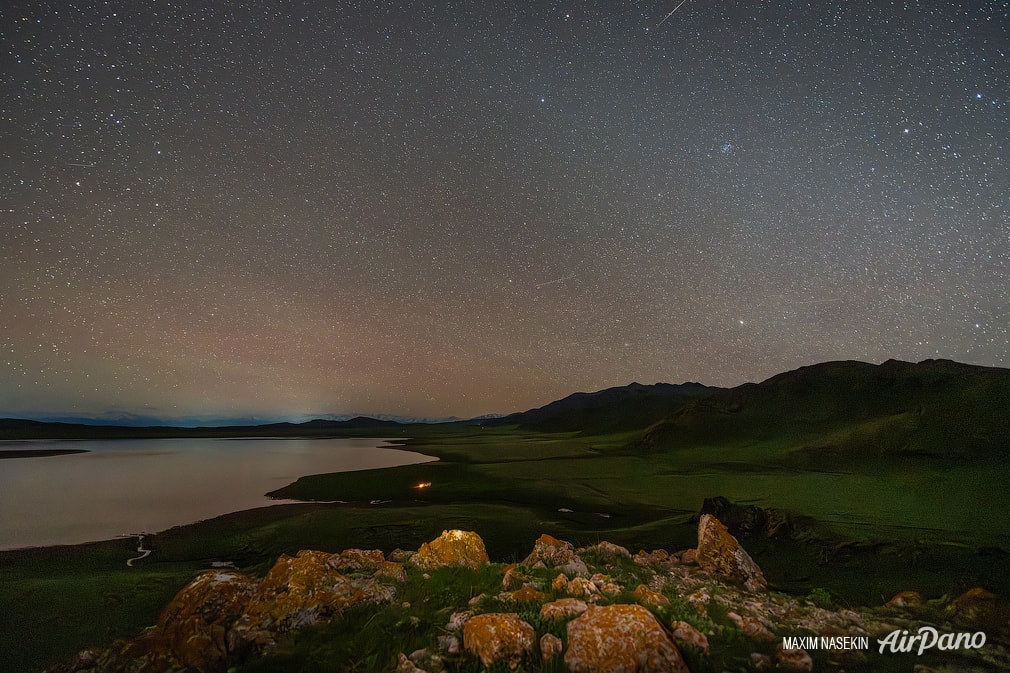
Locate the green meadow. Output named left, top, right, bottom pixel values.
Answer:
left=3, top=421, right=1008, bottom=672
left=3, top=359, right=1009, bottom=671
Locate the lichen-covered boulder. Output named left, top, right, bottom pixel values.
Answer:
left=233, top=550, right=396, bottom=647
left=670, top=620, right=709, bottom=654
left=412, top=530, right=489, bottom=571
left=523, top=533, right=588, bottom=574
left=255, top=551, right=390, bottom=625
left=154, top=570, right=259, bottom=672
left=565, top=604, right=690, bottom=673
left=633, top=584, right=670, bottom=610
left=586, top=541, right=632, bottom=560
left=541, top=598, right=590, bottom=620
left=462, top=612, right=535, bottom=668
left=329, top=548, right=386, bottom=572
left=375, top=560, right=409, bottom=583
left=696, top=514, right=767, bottom=592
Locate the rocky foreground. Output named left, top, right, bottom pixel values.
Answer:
left=51, top=515, right=1009, bottom=673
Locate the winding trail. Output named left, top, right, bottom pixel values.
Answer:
left=125, top=534, right=151, bottom=567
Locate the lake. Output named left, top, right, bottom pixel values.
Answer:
left=0, top=437, right=435, bottom=550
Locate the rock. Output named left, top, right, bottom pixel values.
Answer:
left=750, top=652, right=773, bottom=669
left=65, top=649, right=100, bottom=672
left=330, top=548, right=386, bottom=572
left=507, top=586, right=549, bottom=602
left=523, top=533, right=588, bottom=574
left=633, top=584, right=671, bottom=610
left=634, top=549, right=671, bottom=567
left=250, top=550, right=394, bottom=627
left=437, top=634, right=460, bottom=655
left=501, top=563, right=529, bottom=590
left=885, top=590, right=926, bottom=609
left=76, top=547, right=405, bottom=673
left=947, top=587, right=999, bottom=625
left=233, top=551, right=396, bottom=648
left=540, top=633, right=564, bottom=663
left=680, top=548, right=698, bottom=564
left=446, top=610, right=472, bottom=631
left=155, top=569, right=259, bottom=671
left=701, top=496, right=793, bottom=538
left=696, top=514, right=767, bottom=592
left=388, top=548, right=414, bottom=563
left=670, top=620, right=709, bottom=654
left=587, top=541, right=632, bottom=560
left=565, top=576, right=602, bottom=600
left=408, top=648, right=445, bottom=673
left=376, top=560, right=409, bottom=583
left=728, top=611, right=776, bottom=642
left=553, top=569, right=597, bottom=594
left=565, top=604, right=690, bottom=673
left=412, top=530, right=489, bottom=571
left=776, top=642, right=813, bottom=671
left=396, top=652, right=427, bottom=673
left=541, top=598, right=590, bottom=620
left=686, top=588, right=710, bottom=614
left=589, top=573, right=623, bottom=596
left=462, top=613, right=535, bottom=668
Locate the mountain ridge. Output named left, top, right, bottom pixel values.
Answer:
left=3, top=358, right=1009, bottom=444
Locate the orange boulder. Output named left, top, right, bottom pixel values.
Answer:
left=412, top=530, right=490, bottom=571
left=565, top=604, right=690, bottom=673
left=462, top=612, right=535, bottom=668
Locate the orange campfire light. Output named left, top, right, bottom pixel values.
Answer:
left=414, top=482, right=432, bottom=489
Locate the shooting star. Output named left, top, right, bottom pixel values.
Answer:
left=67, top=162, right=96, bottom=168
left=656, top=0, right=690, bottom=28
left=535, top=273, right=576, bottom=290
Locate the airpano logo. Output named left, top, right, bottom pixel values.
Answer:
left=781, top=627, right=988, bottom=656
left=877, top=626, right=986, bottom=655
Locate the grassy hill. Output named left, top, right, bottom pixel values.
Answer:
left=634, top=359, right=1010, bottom=466
left=3, top=358, right=1010, bottom=672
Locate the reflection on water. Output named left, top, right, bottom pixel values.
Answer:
left=0, top=437, right=435, bottom=550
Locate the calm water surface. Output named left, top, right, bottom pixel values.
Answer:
left=0, top=437, right=435, bottom=549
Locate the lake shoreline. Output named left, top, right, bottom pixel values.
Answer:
left=0, top=436, right=432, bottom=551
left=0, top=448, right=89, bottom=459
left=3, top=426, right=1008, bottom=673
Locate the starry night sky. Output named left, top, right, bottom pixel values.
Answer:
left=3, top=1, right=1009, bottom=421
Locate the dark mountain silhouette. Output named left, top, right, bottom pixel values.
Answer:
left=490, top=381, right=718, bottom=433
left=0, top=416, right=405, bottom=440
left=635, top=358, right=1010, bottom=462
left=4, top=360, right=1009, bottom=460
left=476, top=358, right=1010, bottom=464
